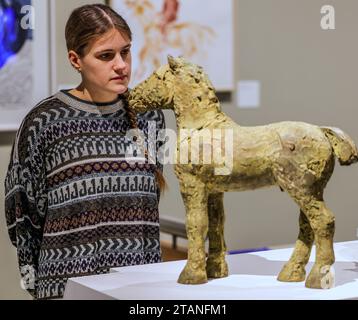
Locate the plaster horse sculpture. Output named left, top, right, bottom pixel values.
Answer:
left=128, top=56, right=358, bottom=289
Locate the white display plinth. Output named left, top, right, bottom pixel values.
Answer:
left=63, top=241, right=358, bottom=300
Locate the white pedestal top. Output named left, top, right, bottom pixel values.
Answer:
left=63, top=240, right=358, bottom=300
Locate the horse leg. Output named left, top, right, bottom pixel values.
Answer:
left=177, top=174, right=209, bottom=284
left=303, top=199, right=335, bottom=289
left=206, top=192, right=228, bottom=279
left=278, top=210, right=314, bottom=282
left=272, top=154, right=335, bottom=288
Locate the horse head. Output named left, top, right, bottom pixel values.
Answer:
left=129, top=58, right=174, bottom=113
left=168, top=55, right=218, bottom=104
left=129, top=56, right=218, bottom=114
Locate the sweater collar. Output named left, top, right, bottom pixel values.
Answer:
left=55, top=89, right=126, bottom=115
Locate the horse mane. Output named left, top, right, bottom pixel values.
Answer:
left=175, top=59, right=223, bottom=112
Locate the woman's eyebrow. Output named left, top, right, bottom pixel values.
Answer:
left=120, top=44, right=132, bottom=52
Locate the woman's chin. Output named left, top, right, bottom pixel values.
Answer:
left=107, top=85, right=127, bottom=95
left=113, top=85, right=128, bottom=95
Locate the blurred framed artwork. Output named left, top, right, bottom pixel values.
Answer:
left=0, top=0, right=50, bottom=131
left=107, top=0, right=234, bottom=91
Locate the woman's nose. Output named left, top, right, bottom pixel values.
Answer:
left=113, top=54, right=126, bottom=71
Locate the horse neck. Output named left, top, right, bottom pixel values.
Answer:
left=174, top=98, right=223, bottom=129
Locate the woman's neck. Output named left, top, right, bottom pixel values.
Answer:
left=69, top=85, right=119, bottom=104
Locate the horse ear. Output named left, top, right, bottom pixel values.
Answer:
left=168, top=55, right=178, bottom=71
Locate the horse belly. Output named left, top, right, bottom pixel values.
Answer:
left=206, top=163, right=276, bottom=192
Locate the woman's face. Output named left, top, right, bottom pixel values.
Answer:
left=71, top=28, right=132, bottom=97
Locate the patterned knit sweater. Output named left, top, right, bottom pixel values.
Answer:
left=4, top=90, right=165, bottom=299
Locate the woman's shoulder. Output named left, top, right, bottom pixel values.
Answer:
left=16, top=94, right=73, bottom=143
left=21, top=94, right=71, bottom=123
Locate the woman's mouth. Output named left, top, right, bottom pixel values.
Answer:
left=111, top=75, right=127, bottom=81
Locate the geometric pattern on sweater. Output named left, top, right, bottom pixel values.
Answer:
left=45, top=134, right=132, bottom=172
left=47, top=161, right=156, bottom=187
left=4, top=91, right=166, bottom=299
left=38, top=238, right=161, bottom=264
left=45, top=195, right=158, bottom=218
left=38, top=250, right=161, bottom=279
left=43, top=206, right=160, bottom=234
left=36, top=251, right=161, bottom=300
left=47, top=174, right=157, bottom=209
left=41, top=224, right=160, bottom=249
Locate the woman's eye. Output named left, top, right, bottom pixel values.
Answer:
left=99, top=53, right=114, bottom=60
left=121, top=49, right=130, bottom=56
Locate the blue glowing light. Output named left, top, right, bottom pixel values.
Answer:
left=0, top=5, right=17, bottom=69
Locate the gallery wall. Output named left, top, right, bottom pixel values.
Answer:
left=224, top=0, right=358, bottom=250
left=1, top=0, right=358, bottom=299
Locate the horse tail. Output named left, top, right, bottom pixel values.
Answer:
left=321, top=127, right=358, bottom=166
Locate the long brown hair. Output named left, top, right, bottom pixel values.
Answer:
left=65, top=4, right=166, bottom=193
left=65, top=3, right=132, bottom=56
left=122, top=94, right=167, bottom=194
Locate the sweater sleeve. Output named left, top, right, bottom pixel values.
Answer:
left=4, top=125, right=47, bottom=298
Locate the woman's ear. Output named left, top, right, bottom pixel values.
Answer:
left=68, top=50, right=82, bottom=72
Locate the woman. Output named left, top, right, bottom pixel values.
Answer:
left=4, top=4, right=166, bottom=300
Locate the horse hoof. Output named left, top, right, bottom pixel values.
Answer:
left=178, top=266, right=208, bottom=284
left=305, top=264, right=335, bottom=289
left=206, top=258, right=228, bottom=279
left=277, top=263, right=306, bottom=282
